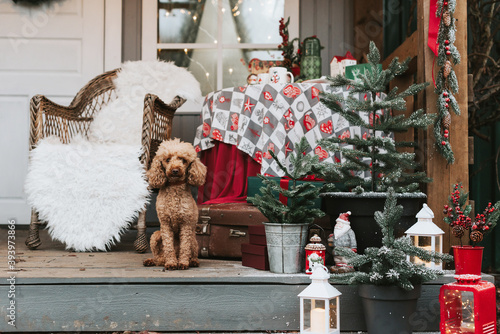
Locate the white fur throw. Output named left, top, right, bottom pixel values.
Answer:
left=24, top=61, right=201, bottom=251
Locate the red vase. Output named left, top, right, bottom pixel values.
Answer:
left=452, top=245, right=484, bottom=275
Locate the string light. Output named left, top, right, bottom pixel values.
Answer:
left=221, top=7, right=226, bottom=13
left=206, top=72, right=210, bottom=78
left=193, top=15, right=197, bottom=21
left=184, top=48, right=188, bottom=54
left=228, top=68, right=233, bottom=74
left=165, top=10, right=170, bottom=17
left=237, top=37, right=241, bottom=42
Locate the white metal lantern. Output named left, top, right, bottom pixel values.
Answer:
left=298, top=264, right=341, bottom=334
left=405, top=203, right=445, bottom=270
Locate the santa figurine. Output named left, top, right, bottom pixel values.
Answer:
left=328, top=211, right=357, bottom=273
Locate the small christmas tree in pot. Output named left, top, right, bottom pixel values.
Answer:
left=319, top=41, right=434, bottom=253
left=443, top=183, right=500, bottom=275
left=331, top=188, right=452, bottom=334
left=248, top=137, right=333, bottom=274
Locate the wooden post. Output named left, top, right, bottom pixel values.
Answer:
left=416, top=0, right=468, bottom=254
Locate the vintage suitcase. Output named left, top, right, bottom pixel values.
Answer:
left=196, top=202, right=332, bottom=259
left=196, top=203, right=265, bottom=258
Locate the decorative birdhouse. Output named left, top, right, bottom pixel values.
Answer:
left=440, top=274, right=497, bottom=334
left=405, top=204, right=445, bottom=270
left=298, top=264, right=341, bottom=334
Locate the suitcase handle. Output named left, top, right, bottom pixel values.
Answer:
left=229, top=229, right=247, bottom=237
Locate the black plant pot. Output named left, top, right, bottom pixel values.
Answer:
left=358, top=284, right=422, bottom=334
left=321, top=192, right=426, bottom=254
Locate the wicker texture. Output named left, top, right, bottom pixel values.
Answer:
left=26, top=69, right=185, bottom=252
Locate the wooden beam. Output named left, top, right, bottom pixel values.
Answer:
left=416, top=0, right=468, bottom=255
left=382, top=30, right=418, bottom=72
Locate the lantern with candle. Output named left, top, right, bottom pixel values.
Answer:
left=298, top=264, right=341, bottom=334
left=405, top=204, right=445, bottom=270
left=439, top=274, right=497, bottom=334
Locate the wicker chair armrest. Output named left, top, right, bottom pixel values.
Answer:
left=141, top=94, right=186, bottom=167
left=29, top=95, right=94, bottom=149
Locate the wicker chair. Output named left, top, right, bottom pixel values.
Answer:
left=25, top=69, right=186, bottom=253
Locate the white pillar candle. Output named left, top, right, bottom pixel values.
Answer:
left=310, top=307, right=326, bottom=333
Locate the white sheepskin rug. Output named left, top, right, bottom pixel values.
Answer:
left=24, top=61, right=202, bottom=251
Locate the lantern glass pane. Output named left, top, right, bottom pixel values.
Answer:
left=329, top=298, right=338, bottom=330
left=310, top=299, right=326, bottom=333
left=303, top=299, right=312, bottom=331
left=410, top=236, right=432, bottom=266
left=442, top=289, right=475, bottom=332
left=436, top=235, right=441, bottom=252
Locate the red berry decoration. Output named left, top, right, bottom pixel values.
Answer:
left=444, top=129, right=449, bottom=134
left=446, top=51, right=451, bottom=55
left=444, top=133, right=449, bottom=138
left=443, top=92, right=448, bottom=97
left=445, top=103, right=449, bottom=108
left=441, top=141, right=446, bottom=145
left=445, top=46, right=450, bottom=51
left=445, top=40, right=450, bottom=45
left=444, top=1, right=448, bottom=5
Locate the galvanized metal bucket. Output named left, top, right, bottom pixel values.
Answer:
left=263, top=222, right=309, bottom=274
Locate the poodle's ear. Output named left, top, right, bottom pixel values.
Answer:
left=147, top=155, right=167, bottom=188
left=187, top=158, right=207, bottom=187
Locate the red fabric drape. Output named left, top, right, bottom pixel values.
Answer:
left=428, top=0, right=441, bottom=56
left=197, top=142, right=261, bottom=204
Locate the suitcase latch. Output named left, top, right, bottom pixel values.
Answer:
left=196, top=208, right=211, bottom=235
left=229, top=229, right=246, bottom=237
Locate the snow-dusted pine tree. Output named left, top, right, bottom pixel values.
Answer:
left=319, top=42, right=434, bottom=193
left=330, top=188, right=453, bottom=290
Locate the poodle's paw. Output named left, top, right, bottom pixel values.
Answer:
left=143, top=258, right=156, bottom=267
left=164, top=262, right=178, bottom=270
left=189, top=258, right=199, bottom=267
left=178, top=260, right=190, bottom=270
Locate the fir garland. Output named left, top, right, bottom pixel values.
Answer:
left=434, top=0, right=461, bottom=164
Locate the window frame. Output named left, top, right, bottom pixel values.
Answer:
left=142, top=0, right=299, bottom=112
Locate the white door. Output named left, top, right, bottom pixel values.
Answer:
left=0, top=0, right=120, bottom=225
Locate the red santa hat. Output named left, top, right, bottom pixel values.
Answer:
left=336, top=211, right=351, bottom=225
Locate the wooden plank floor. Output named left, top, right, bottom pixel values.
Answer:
left=0, top=227, right=491, bottom=333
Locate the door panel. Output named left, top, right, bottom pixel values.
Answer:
left=0, top=0, right=105, bottom=224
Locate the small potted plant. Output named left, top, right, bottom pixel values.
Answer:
left=248, top=137, right=333, bottom=274
left=331, top=188, right=452, bottom=334
left=318, top=41, right=434, bottom=253
left=443, top=183, right=500, bottom=275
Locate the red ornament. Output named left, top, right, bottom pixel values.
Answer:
left=305, top=234, right=326, bottom=274
left=444, top=1, right=448, bottom=5
left=444, top=133, right=449, bottom=138
left=444, top=129, right=449, bottom=134
left=446, top=51, right=451, bottom=55
left=445, top=40, right=450, bottom=45
left=442, top=141, right=447, bottom=146
left=443, top=92, right=449, bottom=97
left=445, top=46, right=450, bottom=51
left=445, top=103, right=449, bottom=108
left=445, top=98, right=450, bottom=102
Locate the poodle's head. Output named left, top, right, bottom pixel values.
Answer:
left=147, top=138, right=207, bottom=188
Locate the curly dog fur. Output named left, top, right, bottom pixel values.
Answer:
left=143, top=138, right=206, bottom=270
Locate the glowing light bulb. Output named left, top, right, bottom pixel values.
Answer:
left=165, top=10, right=170, bottom=17
left=237, top=37, right=241, bottom=42
left=228, top=68, right=233, bottom=74
left=221, top=7, right=226, bottom=13
left=184, top=48, right=188, bottom=54
left=206, top=72, right=210, bottom=78
left=193, top=15, right=197, bottom=21
left=248, top=7, right=252, bottom=11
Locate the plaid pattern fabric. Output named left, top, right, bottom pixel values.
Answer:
left=194, top=83, right=388, bottom=177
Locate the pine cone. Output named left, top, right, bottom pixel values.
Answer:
left=452, top=225, right=464, bottom=238
left=443, top=11, right=451, bottom=26
left=444, top=61, right=452, bottom=78
left=470, top=230, right=484, bottom=243
left=442, top=111, right=452, bottom=129
left=283, top=58, right=292, bottom=69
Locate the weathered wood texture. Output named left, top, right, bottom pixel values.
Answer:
left=416, top=0, right=468, bottom=253
left=0, top=228, right=493, bottom=332
left=352, top=0, right=384, bottom=60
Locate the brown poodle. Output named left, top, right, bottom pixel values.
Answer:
left=143, top=138, right=207, bottom=270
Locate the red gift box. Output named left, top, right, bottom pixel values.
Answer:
left=241, top=243, right=269, bottom=270
left=248, top=225, right=267, bottom=246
